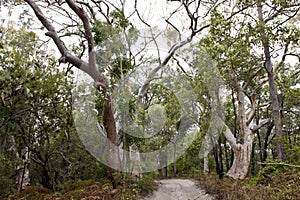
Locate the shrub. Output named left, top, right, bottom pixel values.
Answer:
left=0, top=153, right=14, bottom=198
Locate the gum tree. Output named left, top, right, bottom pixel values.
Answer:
left=19, top=0, right=262, bottom=183
left=22, top=0, right=217, bottom=184
left=202, top=0, right=299, bottom=178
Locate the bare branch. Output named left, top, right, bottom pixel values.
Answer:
left=24, top=0, right=91, bottom=75
left=134, top=0, right=151, bottom=28
left=216, top=116, right=237, bottom=149
left=137, top=34, right=194, bottom=100
left=257, top=162, right=300, bottom=168
left=282, top=53, right=300, bottom=63
left=242, top=66, right=264, bottom=90
left=65, top=0, right=94, bottom=52
left=246, top=107, right=256, bottom=126
left=91, top=0, right=111, bottom=24
left=251, top=118, right=270, bottom=132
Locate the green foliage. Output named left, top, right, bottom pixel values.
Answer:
left=1, top=1, right=299, bottom=199
left=286, top=145, right=300, bottom=165
left=92, top=9, right=136, bottom=46
left=110, top=57, right=135, bottom=85
left=0, top=25, right=112, bottom=193
left=7, top=177, right=157, bottom=200
left=134, top=176, right=157, bottom=196
left=117, top=175, right=157, bottom=200
left=93, top=20, right=114, bottom=45
left=59, top=179, right=94, bottom=193
left=254, top=160, right=288, bottom=185
left=0, top=153, right=14, bottom=198
left=198, top=169, right=300, bottom=200
left=110, top=9, right=130, bottom=30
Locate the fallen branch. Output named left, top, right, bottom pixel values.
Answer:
left=257, top=162, right=300, bottom=168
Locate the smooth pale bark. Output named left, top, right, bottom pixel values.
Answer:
left=226, top=134, right=254, bottom=179
left=217, top=87, right=267, bottom=179
left=16, top=147, right=30, bottom=192
left=203, top=150, right=210, bottom=174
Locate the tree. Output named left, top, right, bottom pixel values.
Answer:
left=0, top=25, right=41, bottom=191
left=22, top=0, right=219, bottom=185
left=0, top=24, right=107, bottom=191
left=201, top=0, right=299, bottom=178
left=20, top=0, right=272, bottom=182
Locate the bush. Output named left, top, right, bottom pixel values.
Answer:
left=0, top=153, right=14, bottom=198
left=197, top=168, right=300, bottom=200
left=254, top=160, right=288, bottom=185
left=135, top=176, right=157, bottom=196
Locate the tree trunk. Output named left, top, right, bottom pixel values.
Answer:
left=173, top=142, right=176, bottom=177
left=218, top=137, right=224, bottom=179
left=224, top=143, right=230, bottom=172
left=213, top=145, right=220, bottom=176
left=165, top=146, right=168, bottom=177
left=256, top=97, right=264, bottom=163
left=203, top=149, right=210, bottom=174
left=263, top=122, right=274, bottom=162
left=256, top=0, right=286, bottom=161
left=231, top=89, right=238, bottom=165
left=221, top=87, right=257, bottom=179
left=8, top=136, right=30, bottom=192
left=102, top=95, right=121, bottom=188
left=226, top=141, right=253, bottom=179
left=16, top=146, right=30, bottom=192
left=250, top=142, right=256, bottom=175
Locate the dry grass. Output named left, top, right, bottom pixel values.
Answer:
left=5, top=176, right=157, bottom=200
left=196, top=169, right=300, bottom=200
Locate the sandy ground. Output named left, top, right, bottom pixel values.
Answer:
left=140, top=179, right=214, bottom=200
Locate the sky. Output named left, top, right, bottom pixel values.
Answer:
left=0, top=1, right=298, bottom=70
left=0, top=0, right=196, bottom=59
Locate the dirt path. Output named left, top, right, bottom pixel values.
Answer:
left=140, top=179, right=214, bottom=200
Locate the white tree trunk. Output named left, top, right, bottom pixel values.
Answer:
left=203, top=150, right=210, bottom=173
left=8, top=135, right=30, bottom=191
left=217, top=87, right=257, bottom=179
left=15, top=146, right=30, bottom=192
left=226, top=140, right=254, bottom=179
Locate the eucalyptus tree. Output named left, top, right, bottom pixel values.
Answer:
left=201, top=0, right=299, bottom=178
left=20, top=0, right=222, bottom=183
left=16, top=0, right=270, bottom=184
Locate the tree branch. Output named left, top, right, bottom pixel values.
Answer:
left=257, top=162, right=300, bottom=168
left=251, top=118, right=270, bottom=132
left=24, top=0, right=92, bottom=77
left=243, top=66, right=264, bottom=90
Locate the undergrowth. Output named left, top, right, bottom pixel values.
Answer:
left=4, top=175, right=157, bottom=200
left=197, top=166, right=300, bottom=200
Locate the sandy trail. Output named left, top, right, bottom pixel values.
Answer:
left=140, top=179, right=214, bottom=200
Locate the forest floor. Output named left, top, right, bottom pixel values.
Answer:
left=140, top=179, right=214, bottom=200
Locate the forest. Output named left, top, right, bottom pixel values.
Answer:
left=0, top=0, right=299, bottom=199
